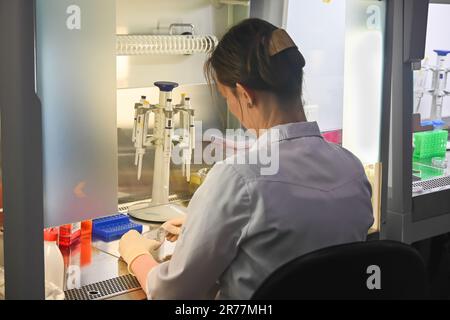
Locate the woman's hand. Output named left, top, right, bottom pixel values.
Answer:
left=161, top=217, right=186, bottom=242
left=119, top=230, right=161, bottom=274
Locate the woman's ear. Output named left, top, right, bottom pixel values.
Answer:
left=236, top=83, right=257, bottom=107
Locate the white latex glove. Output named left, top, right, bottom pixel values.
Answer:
left=161, top=217, right=186, bottom=242
left=119, top=230, right=161, bottom=274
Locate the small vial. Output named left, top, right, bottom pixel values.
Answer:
left=81, top=220, right=92, bottom=238
left=59, top=222, right=81, bottom=247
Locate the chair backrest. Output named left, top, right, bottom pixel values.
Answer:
left=252, top=240, right=429, bottom=300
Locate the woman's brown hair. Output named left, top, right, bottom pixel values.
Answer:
left=205, top=18, right=306, bottom=109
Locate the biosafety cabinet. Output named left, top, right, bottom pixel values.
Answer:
left=0, top=0, right=393, bottom=299
left=387, top=0, right=450, bottom=244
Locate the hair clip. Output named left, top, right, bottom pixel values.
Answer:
left=268, top=29, right=297, bottom=57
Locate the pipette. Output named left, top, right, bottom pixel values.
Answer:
left=415, top=59, right=429, bottom=113
left=185, top=96, right=195, bottom=182
left=133, top=99, right=151, bottom=180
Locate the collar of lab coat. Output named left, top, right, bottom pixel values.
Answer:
left=251, top=121, right=323, bottom=151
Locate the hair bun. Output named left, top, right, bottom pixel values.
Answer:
left=269, top=47, right=305, bottom=90
left=206, top=18, right=305, bottom=106
left=269, top=29, right=306, bottom=69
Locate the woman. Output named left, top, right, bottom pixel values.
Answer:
left=119, top=18, right=374, bottom=300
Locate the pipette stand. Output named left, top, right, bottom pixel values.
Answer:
left=129, top=82, right=195, bottom=222
left=423, top=50, right=450, bottom=121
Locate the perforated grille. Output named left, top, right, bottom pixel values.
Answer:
left=413, top=175, right=450, bottom=196
left=64, top=274, right=141, bottom=300
left=118, top=194, right=190, bottom=213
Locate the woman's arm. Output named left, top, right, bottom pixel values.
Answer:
left=118, top=230, right=161, bottom=295
left=131, top=255, right=159, bottom=293
left=145, top=164, right=252, bottom=299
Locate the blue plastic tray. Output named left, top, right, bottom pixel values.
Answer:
left=93, top=214, right=143, bottom=242
left=93, top=214, right=129, bottom=229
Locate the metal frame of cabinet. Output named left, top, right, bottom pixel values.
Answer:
left=0, top=0, right=46, bottom=299
left=385, top=0, right=450, bottom=244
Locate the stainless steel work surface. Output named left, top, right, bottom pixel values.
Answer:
left=62, top=212, right=180, bottom=300
left=61, top=236, right=147, bottom=300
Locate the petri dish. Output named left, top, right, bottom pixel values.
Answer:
left=142, top=227, right=176, bottom=263
left=143, top=228, right=167, bottom=262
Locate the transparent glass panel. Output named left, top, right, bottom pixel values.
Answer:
left=286, top=0, right=386, bottom=232
left=286, top=0, right=386, bottom=161
left=36, top=0, right=118, bottom=227
left=412, top=3, right=450, bottom=196
left=117, top=84, right=226, bottom=205
left=115, top=0, right=246, bottom=217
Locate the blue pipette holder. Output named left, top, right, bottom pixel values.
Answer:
left=154, top=81, right=179, bottom=92
left=434, top=50, right=450, bottom=57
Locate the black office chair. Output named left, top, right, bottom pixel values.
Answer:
left=252, top=240, right=429, bottom=300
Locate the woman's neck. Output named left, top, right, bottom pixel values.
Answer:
left=260, top=107, right=307, bottom=131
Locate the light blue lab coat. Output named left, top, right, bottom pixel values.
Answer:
left=147, top=121, right=374, bottom=300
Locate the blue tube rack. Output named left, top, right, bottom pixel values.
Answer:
left=93, top=214, right=143, bottom=242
